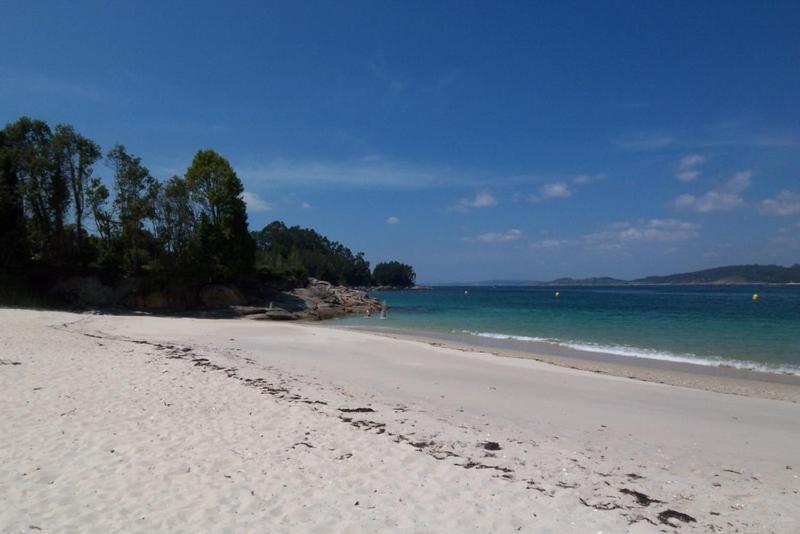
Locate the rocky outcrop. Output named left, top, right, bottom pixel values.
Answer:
left=45, top=275, right=379, bottom=321
left=200, top=284, right=244, bottom=308
left=50, top=276, right=117, bottom=307
left=291, top=278, right=383, bottom=319
left=234, top=278, right=383, bottom=321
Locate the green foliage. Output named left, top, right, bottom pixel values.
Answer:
left=2, top=117, right=71, bottom=264
left=372, top=261, right=416, bottom=287
left=185, top=149, right=255, bottom=281
left=154, top=176, right=194, bottom=259
left=53, top=124, right=101, bottom=257
left=253, top=221, right=372, bottom=287
left=0, top=116, right=416, bottom=307
left=106, top=145, right=159, bottom=275
left=0, top=124, right=29, bottom=271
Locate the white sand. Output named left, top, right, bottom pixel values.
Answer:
left=1, top=309, right=798, bottom=533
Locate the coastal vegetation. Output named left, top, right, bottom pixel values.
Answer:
left=0, top=116, right=414, bottom=307
left=252, top=221, right=372, bottom=289
left=372, top=260, right=417, bottom=288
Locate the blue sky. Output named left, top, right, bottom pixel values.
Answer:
left=2, top=1, right=799, bottom=282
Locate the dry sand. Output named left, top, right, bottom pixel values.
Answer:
left=1, top=308, right=799, bottom=533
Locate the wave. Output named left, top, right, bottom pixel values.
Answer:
left=458, top=330, right=800, bottom=376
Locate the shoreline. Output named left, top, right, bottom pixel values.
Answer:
left=327, top=322, right=800, bottom=403
left=3, top=308, right=799, bottom=532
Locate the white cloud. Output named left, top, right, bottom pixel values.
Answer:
left=584, top=219, right=700, bottom=246
left=386, top=216, right=399, bottom=225
left=572, top=173, right=606, bottom=185
left=758, top=191, right=800, bottom=216
left=529, top=174, right=603, bottom=202
left=772, top=223, right=800, bottom=250
left=240, top=191, right=272, bottom=212
left=778, top=222, right=800, bottom=234
left=301, top=201, right=312, bottom=209
left=239, top=157, right=592, bottom=193
left=452, top=191, right=498, bottom=212
left=466, top=229, right=523, bottom=243
left=675, top=170, right=700, bottom=183
left=675, top=154, right=705, bottom=182
left=541, top=182, right=572, bottom=198
left=672, top=170, right=752, bottom=212
left=530, top=239, right=566, bottom=248
left=240, top=158, right=460, bottom=189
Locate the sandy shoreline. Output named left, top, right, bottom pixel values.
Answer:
left=328, top=324, right=800, bottom=403
left=2, top=308, right=799, bottom=532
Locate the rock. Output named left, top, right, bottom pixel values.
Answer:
left=200, top=285, right=244, bottom=308
left=249, top=308, right=297, bottom=320
left=50, top=276, right=116, bottom=307
left=230, top=306, right=269, bottom=316
left=288, top=278, right=383, bottom=320
left=120, top=290, right=177, bottom=310
left=142, top=291, right=169, bottom=309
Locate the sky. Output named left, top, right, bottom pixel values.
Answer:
left=2, top=1, right=799, bottom=282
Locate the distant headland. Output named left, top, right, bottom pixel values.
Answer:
left=441, top=264, right=800, bottom=287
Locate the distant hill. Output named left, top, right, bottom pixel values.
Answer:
left=545, top=277, right=628, bottom=286
left=435, top=264, right=800, bottom=287
left=632, top=264, right=800, bottom=285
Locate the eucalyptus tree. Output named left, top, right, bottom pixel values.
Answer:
left=107, top=145, right=158, bottom=274
left=154, top=175, right=195, bottom=260
left=185, top=149, right=254, bottom=280
left=0, top=117, right=72, bottom=264
left=0, top=124, right=28, bottom=271
left=52, top=124, right=101, bottom=255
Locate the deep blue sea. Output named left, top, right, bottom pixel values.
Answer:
left=337, top=285, right=800, bottom=375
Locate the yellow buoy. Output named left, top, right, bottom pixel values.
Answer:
left=554, top=291, right=560, bottom=298
left=752, top=293, right=760, bottom=301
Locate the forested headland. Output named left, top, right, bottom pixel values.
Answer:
left=0, top=116, right=415, bottom=309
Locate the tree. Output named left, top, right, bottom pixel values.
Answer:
left=107, top=145, right=158, bottom=274
left=86, top=177, right=114, bottom=247
left=372, top=261, right=416, bottom=287
left=53, top=124, right=101, bottom=256
left=0, top=123, right=29, bottom=272
left=252, top=221, right=374, bottom=286
left=153, top=175, right=195, bottom=259
left=185, top=149, right=254, bottom=280
left=1, top=118, right=69, bottom=263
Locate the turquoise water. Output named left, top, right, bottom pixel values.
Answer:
left=337, top=285, right=800, bottom=375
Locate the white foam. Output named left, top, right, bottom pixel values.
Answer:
left=464, top=331, right=550, bottom=343
left=458, top=330, right=800, bottom=376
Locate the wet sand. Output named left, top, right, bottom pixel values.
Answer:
left=330, top=324, right=800, bottom=403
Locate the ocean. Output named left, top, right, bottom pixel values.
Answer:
left=337, top=285, right=800, bottom=375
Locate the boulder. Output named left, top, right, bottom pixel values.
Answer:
left=200, top=285, right=244, bottom=308
left=287, top=278, right=383, bottom=320
left=230, top=305, right=269, bottom=316
left=249, top=308, right=297, bottom=321
left=121, top=290, right=173, bottom=310
left=50, top=276, right=115, bottom=307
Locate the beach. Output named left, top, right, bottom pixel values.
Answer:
left=2, top=308, right=799, bottom=533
